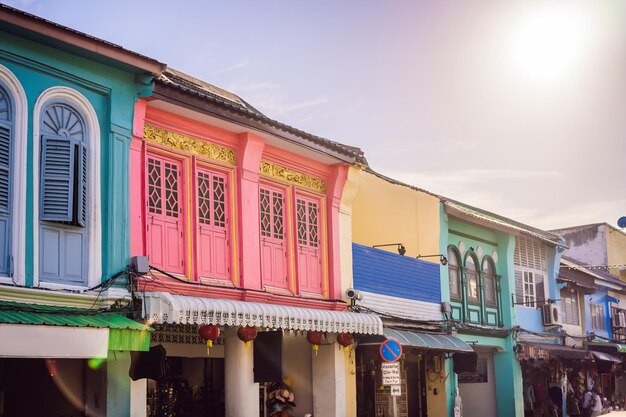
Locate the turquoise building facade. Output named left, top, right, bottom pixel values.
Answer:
left=0, top=6, right=162, bottom=417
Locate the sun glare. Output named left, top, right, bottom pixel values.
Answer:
left=509, top=5, right=593, bottom=83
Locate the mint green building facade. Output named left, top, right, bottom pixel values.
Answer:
left=440, top=203, right=524, bottom=417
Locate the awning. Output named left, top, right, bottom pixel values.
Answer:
left=590, top=351, right=622, bottom=363
left=143, top=292, right=383, bottom=335
left=357, top=327, right=473, bottom=353
left=588, top=341, right=626, bottom=353
left=517, top=342, right=591, bottom=361
left=0, top=301, right=153, bottom=356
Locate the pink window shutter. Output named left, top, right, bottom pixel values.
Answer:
left=196, top=168, right=230, bottom=281
left=259, top=185, right=289, bottom=290
left=146, top=154, right=185, bottom=275
left=296, top=196, right=322, bottom=294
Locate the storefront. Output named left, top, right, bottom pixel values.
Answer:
left=515, top=341, right=617, bottom=417
left=141, top=292, right=383, bottom=417
left=355, top=327, right=473, bottom=417
left=0, top=300, right=152, bottom=417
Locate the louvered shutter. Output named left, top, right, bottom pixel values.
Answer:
left=40, top=136, right=74, bottom=222
left=0, top=126, right=10, bottom=214
left=534, top=273, right=545, bottom=308
left=75, top=141, right=87, bottom=227
left=515, top=270, right=524, bottom=305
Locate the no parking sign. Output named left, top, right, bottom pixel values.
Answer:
left=379, top=338, right=402, bottom=362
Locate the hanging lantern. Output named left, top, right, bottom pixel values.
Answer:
left=307, top=331, right=324, bottom=355
left=237, top=326, right=258, bottom=348
left=198, top=324, right=220, bottom=355
left=337, top=332, right=355, bottom=352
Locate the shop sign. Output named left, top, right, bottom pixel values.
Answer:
left=381, top=362, right=401, bottom=385
left=390, top=385, right=401, bottom=396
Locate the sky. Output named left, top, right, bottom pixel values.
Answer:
left=6, top=0, right=626, bottom=230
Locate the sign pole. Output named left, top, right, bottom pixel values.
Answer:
left=392, top=396, right=398, bottom=417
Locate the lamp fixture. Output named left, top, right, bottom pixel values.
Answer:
left=372, top=243, right=406, bottom=256
left=416, top=254, right=448, bottom=265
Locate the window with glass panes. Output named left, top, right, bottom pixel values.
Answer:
left=560, top=289, right=579, bottom=325
left=448, top=247, right=461, bottom=300
left=482, top=258, right=497, bottom=306
left=591, top=304, right=606, bottom=330
left=465, top=255, right=479, bottom=302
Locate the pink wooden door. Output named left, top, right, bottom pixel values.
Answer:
left=196, top=168, right=230, bottom=281
left=296, top=196, right=322, bottom=294
left=259, top=185, right=289, bottom=290
left=146, top=154, right=185, bottom=274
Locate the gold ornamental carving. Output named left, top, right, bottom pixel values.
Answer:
left=260, top=161, right=326, bottom=193
left=144, top=124, right=236, bottom=165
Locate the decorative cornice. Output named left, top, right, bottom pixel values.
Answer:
left=260, top=161, right=326, bottom=193
left=144, top=124, right=236, bottom=165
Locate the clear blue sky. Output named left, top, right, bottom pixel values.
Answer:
left=7, top=0, right=626, bottom=229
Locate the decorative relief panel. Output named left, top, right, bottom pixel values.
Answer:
left=150, top=323, right=224, bottom=346
left=260, top=161, right=326, bottom=193
left=144, top=124, right=236, bottom=165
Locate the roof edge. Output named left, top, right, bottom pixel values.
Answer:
left=0, top=4, right=165, bottom=75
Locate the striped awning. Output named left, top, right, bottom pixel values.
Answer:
left=142, top=292, right=383, bottom=335
left=590, top=350, right=622, bottom=363
left=383, top=328, right=474, bottom=353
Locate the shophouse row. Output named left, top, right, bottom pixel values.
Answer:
left=0, top=5, right=625, bottom=417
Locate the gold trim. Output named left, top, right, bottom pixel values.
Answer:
left=144, top=124, right=236, bottom=165
left=260, top=161, right=326, bottom=192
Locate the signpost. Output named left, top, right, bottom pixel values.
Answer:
left=379, top=339, right=403, bottom=417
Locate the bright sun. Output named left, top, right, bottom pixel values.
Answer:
left=509, top=5, right=593, bottom=83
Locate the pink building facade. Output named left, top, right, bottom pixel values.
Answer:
left=130, top=70, right=381, bottom=417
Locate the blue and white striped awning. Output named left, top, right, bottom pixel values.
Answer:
left=143, top=292, right=383, bottom=335
left=382, top=328, right=474, bottom=353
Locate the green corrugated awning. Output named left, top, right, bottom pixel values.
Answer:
left=0, top=301, right=152, bottom=351
left=383, top=328, right=474, bottom=353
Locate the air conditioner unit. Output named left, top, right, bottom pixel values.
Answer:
left=542, top=303, right=562, bottom=327
left=615, top=311, right=626, bottom=328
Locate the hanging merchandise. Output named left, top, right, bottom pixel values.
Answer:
left=197, top=324, right=220, bottom=355
left=237, top=325, right=258, bottom=347
left=266, top=382, right=296, bottom=417
left=337, top=332, right=355, bottom=352
left=307, top=331, right=324, bottom=355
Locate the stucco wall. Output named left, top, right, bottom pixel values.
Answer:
left=606, top=225, right=626, bottom=279
left=352, top=171, right=440, bottom=258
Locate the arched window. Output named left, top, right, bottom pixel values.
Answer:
left=39, top=101, right=89, bottom=284
left=465, top=254, right=479, bottom=303
left=447, top=246, right=461, bottom=300
left=0, top=83, right=13, bottom=276
left=482, top=257, right=497, bottom=306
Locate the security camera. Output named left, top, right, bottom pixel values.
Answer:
left=345, top=288, right=363, bottom=301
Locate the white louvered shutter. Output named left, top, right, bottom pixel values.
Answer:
left=0, top=126, right=10, bottom=214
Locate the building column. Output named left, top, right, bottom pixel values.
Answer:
left=224, top=330, right=259, bottom=417
left=130, top=379, right=147, bottom=417
left=106, top=351, right=132, bottom=417
left=312, top=343, right=346, bottom=417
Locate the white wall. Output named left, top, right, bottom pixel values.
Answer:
left=282, top=332, right=313, bottom=416
left=459, top=351, right=497, bottom=417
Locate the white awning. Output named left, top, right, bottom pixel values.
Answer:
left=143, top=292, right=383, bottom=335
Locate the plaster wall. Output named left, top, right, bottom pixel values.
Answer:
left=557, top=224, right=607, bottom=266
left=282, top=333, right=314, bottom=416
left=458, top=351, right=497, bottom=417
left=0, top=29, right=143, bottom=286
left=425, top=353, right=448, bottom=417
left=351, top=171, right=440, bottom=258
left=606, top=225, right=626, bottom=279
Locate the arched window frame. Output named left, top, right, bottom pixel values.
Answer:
left=33, top=87, right=101, bottom=289
left=464, top=251, right=480, bottom=304
left=481, top=256, right=498, bottom=307
left=0, top=64, right=27, bottom=285
left=447, top=245, right=462, bottom=300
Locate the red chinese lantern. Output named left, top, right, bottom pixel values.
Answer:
left=198, top=324, right=220, bottom=355
left=237, top=326, right=258, bottom=348
left=307, top=331, right=324, bottom=355
left=337, top=332, right=355, bottom=352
